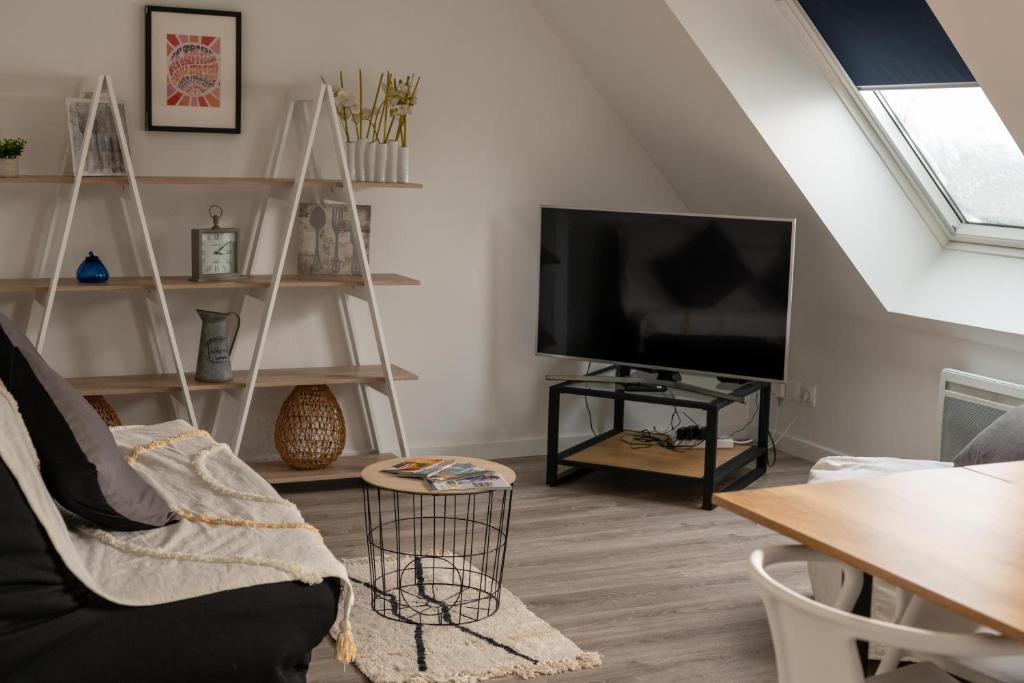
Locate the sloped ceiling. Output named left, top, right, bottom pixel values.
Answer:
left=927, top=0, right=1024, bottom=157
left=531, top=0, right=882, bottom=319
left=536, top=0, right=1024, bottom=337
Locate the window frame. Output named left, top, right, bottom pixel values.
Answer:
left=779, top=0, right=1024, bottom=253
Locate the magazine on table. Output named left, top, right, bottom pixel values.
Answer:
left=426, top=473, right=511, bottom=491
left=383, top=458, right=455, bottom=478
left=426, top=462, right=495, bottom=482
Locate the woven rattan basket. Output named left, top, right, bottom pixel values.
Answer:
left=274, top=384, right=346, bottom=469
left=85, top=395, right=122, bottom=427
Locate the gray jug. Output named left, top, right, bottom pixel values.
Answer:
left=195, top=309, right=240, bottom=383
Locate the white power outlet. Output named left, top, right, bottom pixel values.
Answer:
left=775, top=381, right=817, bottom=407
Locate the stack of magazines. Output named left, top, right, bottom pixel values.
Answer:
left=383, top=459, right=511, bottom=491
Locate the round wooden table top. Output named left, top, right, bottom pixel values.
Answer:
left=360, top=456, right=517, bottom=494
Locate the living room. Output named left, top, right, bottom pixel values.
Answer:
left=2, top=1, right=1023, bottom=682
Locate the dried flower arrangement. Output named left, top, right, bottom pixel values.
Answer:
left=333, top=70, right=419, bottom=147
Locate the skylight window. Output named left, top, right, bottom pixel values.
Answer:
left=870, top=87, right=1024, bottom=229
left=793, top=0, right=1024, bottom=243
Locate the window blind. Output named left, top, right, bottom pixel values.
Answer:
left=797, top=0, right=975, bottom=88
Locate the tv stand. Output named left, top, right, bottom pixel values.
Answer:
left=544, top=366, right=752, bottom=403
left=545, top=367, right=770, bottom=509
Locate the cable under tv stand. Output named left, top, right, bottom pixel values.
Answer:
left=544, top=365, right=770, bottom=509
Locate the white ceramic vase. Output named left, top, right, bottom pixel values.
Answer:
left=385, top=141, right=399, bottom=183
left=346, top=142, right=357, bottom=179
left=353, top=139, right=367, bottom=181
left=374, top=142, right=387, bottom=182
left=0, top=158, right=18, bottom=177
left=398, top=146, right=410, bottom=183
left=364, top=142, right=377, bottom=184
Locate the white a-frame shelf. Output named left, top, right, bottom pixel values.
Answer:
left=1, top=75, right=417, bottom=474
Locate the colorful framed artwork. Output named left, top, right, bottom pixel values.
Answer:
left=144, top=6, right=241, bottom=133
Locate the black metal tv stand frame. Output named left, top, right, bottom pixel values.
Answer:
left=546, top=365, right=771, bottom=510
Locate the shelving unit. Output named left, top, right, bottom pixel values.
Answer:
left=0, top=75, right=417, bottom=484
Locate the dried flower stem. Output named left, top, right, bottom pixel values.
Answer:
left=338, top=70, right=351, bottom=142
left=358, top=69, right=364, bottom=139
left=398, top=75, right=420, bottom=146
left=367, top=73, right=384, bottom=142
left=375, top=73, right=393, bottom=143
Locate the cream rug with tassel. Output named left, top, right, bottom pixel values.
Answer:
left=345, top=557, right=600, bottom=683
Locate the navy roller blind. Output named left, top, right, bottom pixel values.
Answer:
left=797, top=0, right=975, bottom=88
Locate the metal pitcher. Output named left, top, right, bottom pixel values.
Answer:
left=195, top=309, right=240, bottom=383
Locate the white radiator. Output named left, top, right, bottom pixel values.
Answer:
left=939, top=369, right=1024, bottom=461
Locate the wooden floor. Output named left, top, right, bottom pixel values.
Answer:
left=289, top=453, right=812, bottom=683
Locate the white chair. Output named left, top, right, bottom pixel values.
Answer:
left=750, top=545, right=1024, bottom=682
left=886, top=596, right=1024, bottom=683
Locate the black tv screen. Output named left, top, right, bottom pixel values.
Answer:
left=537, top=207, right=795, bottom=382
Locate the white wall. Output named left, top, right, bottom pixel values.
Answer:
left=0, top=0, right=686, bottom=460
left=536, top=0, right=1024, bottom=461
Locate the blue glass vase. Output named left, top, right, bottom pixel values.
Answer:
left=76, top=251, right=109, bottom=284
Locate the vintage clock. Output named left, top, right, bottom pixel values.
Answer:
left=191, top=204, right=240, bottom=281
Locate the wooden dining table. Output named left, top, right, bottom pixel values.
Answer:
left=714, top=461, right=1024, bottom=642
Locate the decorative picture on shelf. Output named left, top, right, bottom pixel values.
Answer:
left=296, top=203, right=371, bottom=276
left=65, top=98, right=129, bottom=176
left=145, top=5, right=241, bottom=133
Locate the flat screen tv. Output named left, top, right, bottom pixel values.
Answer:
left=537, top=207, right=795, bottom=382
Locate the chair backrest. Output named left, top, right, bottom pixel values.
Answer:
left=750, top=545, right=1024, bottom=683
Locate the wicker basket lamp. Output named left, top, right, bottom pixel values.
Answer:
left=85, top=395, right=122, bottom=427
left=274, top=384, right=346, bottom=470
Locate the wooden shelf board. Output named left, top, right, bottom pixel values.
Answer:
left=564, top=435, right=750, bottom=479
left=0, top=273, right=420, bottom=294
left=69, top=364, right=417, bottom=396
left=249, top=453, right=396, bottom=485
left=0, top=175, right=422, bottom=189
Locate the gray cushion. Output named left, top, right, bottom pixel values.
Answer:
left=0, top=314, right=177, bottom=530
left=953, top=404, right=1024, bottom=467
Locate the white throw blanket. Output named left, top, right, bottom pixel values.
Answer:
left=0, top=383, right=355, bottom=662
left=807, top=455, right=951, bottom=483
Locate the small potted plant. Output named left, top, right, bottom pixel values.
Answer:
left=0, top=138, right=27, bottom=177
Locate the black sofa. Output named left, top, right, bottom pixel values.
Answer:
left=0, top=458, right=339, bottom=683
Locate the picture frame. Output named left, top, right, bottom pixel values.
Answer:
left=65, top=98, right=129, bottom=176
left=144, top=5, right=241, bottom=133
left=296, top=203, right=372, bottom=276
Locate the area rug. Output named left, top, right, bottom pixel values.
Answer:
left=345, top=557, right=601, bottom=683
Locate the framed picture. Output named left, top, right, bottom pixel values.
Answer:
left=145, top=5, right=241, bottom=133
left=296, top=203, right=372, bottom=276
left=66, top=98, right=129, bottom=176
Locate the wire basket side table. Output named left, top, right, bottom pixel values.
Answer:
left=360, top=458, right=516, bottom=625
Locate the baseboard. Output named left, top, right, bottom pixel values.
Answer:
left=775, top=433, right=850, bottom=463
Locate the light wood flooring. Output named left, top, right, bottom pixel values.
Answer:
left=289, top=453, right=812, bottom=683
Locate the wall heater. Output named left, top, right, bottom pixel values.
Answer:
left=939, top=368, right=1024, bottom=461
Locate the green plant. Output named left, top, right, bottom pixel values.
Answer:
left=0, top=138, right=27, bottom=159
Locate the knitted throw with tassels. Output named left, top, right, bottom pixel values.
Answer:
left=0, top=388, right=357, bottom=665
